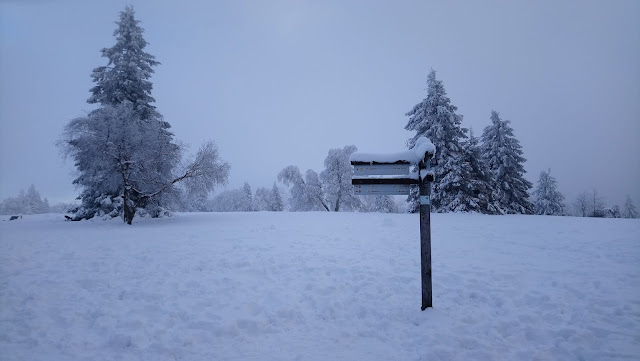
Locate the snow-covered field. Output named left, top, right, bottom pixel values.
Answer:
left=1, top=212, right=639, bottom=360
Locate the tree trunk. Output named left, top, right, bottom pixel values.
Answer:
left=122, top=187, right=136, bottom=225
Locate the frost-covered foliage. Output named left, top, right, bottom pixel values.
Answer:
left=253, top=183, right=285, bottom=212
left=62, top=103, right=228, bottom=224
left=278, top=166, right=329, bottom=211
left=175, top=141, right=231, bottom=212
left=0, top=185, right=50, bottom=215
left=59, top=6, right=228, bottom=224
left=404, top=69, right=467, bottom=212
left=605, top=205, right=621, bottom=219
left=271, top=183, right=285, bottom=212
left=449, top=130, right=499, bottom=214
left=574, top=192, right=589, bottom=217
left=361, top=195, right=398, bottom=213
left=533, top=169, right=565, bottom=216
left=320, top=145, right=361, bottom=212
left=241, top=183, right=254, bottom=212
left=588, top=189, right=606, bottom=218
left=623, top=195, right=638, bottom=219
left=210, top=189, right=246, bottom=212
left=480, top=110, right=533, bottom=214
left=406, top=186, right=420, bottom=213
left=574, top=190, right=607, bottom=218
left=279, top=145, right=363, bottom=212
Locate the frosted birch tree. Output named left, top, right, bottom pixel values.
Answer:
left=320, top=145, right=361, bottom=212
left=278, top=166, right=329, bottom=211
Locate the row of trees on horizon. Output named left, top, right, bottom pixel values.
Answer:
left=5, top=6, right=634, bottom=223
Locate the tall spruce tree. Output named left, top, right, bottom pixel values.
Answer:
left=480, top=110, right=533, bottom=214
left=623, top=195, right=638, bottom=218
left=404, top=69, right=467, bottom=212
left=62, top=7, right=229, bottom=224
left=89, top=6, right=161, bottom=121
left=532, top=169, right=565, bottom=215
left=271, top=183, right=284, bottom=212
left=455, top=130, right=498, bottom=214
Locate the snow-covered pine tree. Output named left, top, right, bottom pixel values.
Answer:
left=271, top=182, right=284, bottom=211
left=242, top=182, right=253, bottom=211
left=320, top=145, right=361, bottom=212
left=253, top=187, right=270, bottom=211
left=480, top=110, right=533, bottom=214
left=61, top=7, right=229, bottom=224
left=406, top=187, right=420, bottom=213
left=0, top=186, right=50, bottom=215
left=89, top=6, right=160, bottom=122
left=623, top=195, right=638, bottom=218
left=452, top=130, right=499, bottom=214
left=532, top=169, right=565, bottom=215
left=368, top=195, right=397, bottom=213
left=404, top=69, right=467, bottom=212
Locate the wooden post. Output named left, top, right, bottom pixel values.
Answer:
left=419, top=160, right=433, bottom=310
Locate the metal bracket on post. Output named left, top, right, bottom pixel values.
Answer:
left=419, top=155, right=434, bottom=310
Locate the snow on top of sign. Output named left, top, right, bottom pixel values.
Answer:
left=350, top=137, right=436, bottom=164
left=352, top=172, right=420, bottom=180
left=420, top=169, right=435, bottom=179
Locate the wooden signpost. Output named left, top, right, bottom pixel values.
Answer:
left=350, top=139, right=436, bottom=310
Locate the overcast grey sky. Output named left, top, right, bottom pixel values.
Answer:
left=1, top=0, right=639, bottom=207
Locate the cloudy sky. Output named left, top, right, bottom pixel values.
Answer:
left=1, top=0, right=639, bottom=207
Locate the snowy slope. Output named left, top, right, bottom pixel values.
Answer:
left=1, top=212, right=639, bottom=360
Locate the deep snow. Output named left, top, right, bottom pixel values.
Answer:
left=1, top=212, right=639, bottom=360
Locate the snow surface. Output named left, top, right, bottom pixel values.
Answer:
left=1, top=213, right=639, bottom=360
left=350, top=136, right=435, bottom=164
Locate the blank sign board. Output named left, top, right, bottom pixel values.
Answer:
left=353, top=164, right=411, bottom=176
left=353, top=183, right=412, bottom=195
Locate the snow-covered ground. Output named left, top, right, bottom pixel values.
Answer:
left=1, top=212, right=639, bottom=360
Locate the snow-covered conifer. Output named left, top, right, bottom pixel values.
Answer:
left=320, top=145, right=361, bottom=212
left=533, top=169, right=565, bottom=215
left=404, top=69, right=467, bottom=212
left=89, top=6, right=160, bottom=121
left=406, top=187, right=420, bottom=213
left=271, top=183, right=284, bottom=211
left=365, top=195, right=397, bottom=213
left=450, top=130, right=498, bottom=214
left=253, top=187, right=270, bottom=211
left=480, top=110, right=533, bottom=214
left=623, top=195, right=637, bottom=218
left=60, top=7, right=229, bottom=224
left=0, top=185, right=50, bottom=215
left=242, top=182, right=253, bottom=211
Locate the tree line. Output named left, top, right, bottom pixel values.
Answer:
left=49, top=6, right=636, bottom=223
